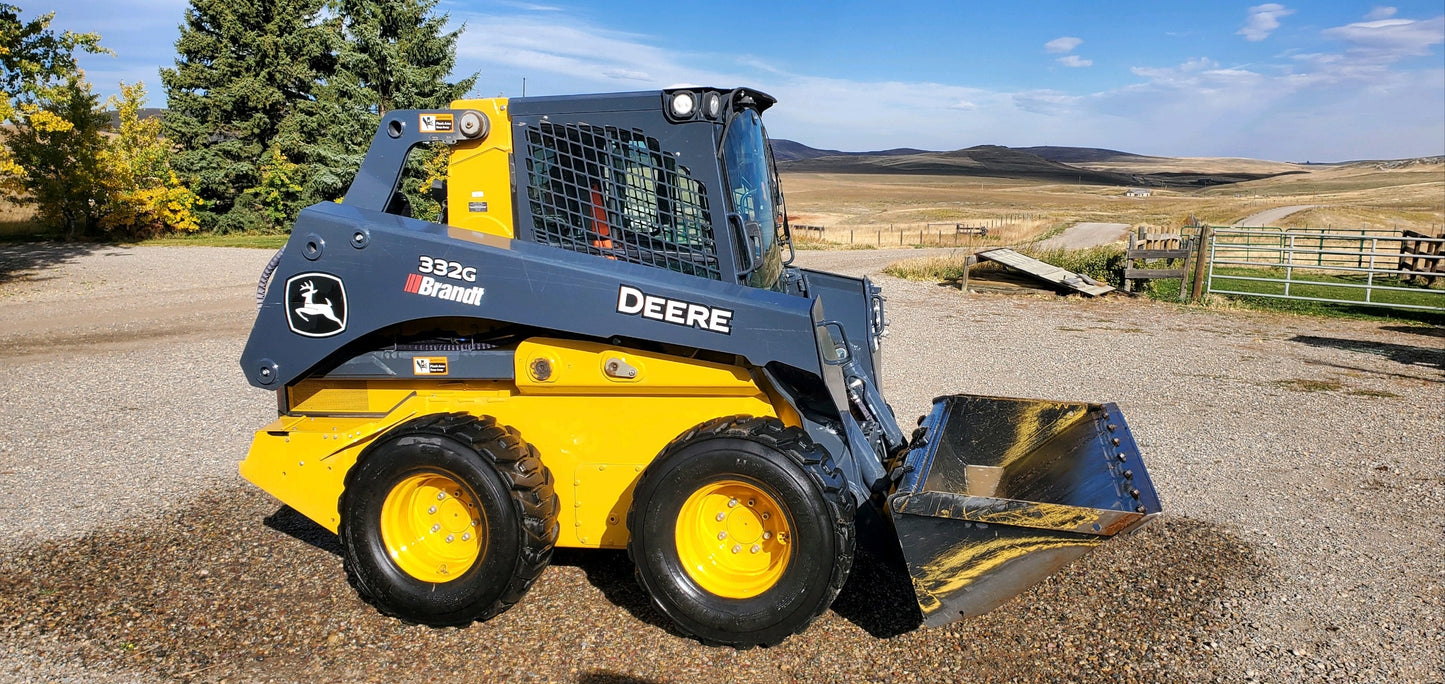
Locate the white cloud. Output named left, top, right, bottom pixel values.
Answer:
left=1322, top=15, right=1444, bottom=59
left=950, top=100, right=978, bottom=111
left=1364, top=6, right=1397, bottom=21
left=1239, top=3, right=1294, bottom=42
left=1056, top=55, right=1093, bottom=68
left=1044, top=36, right=1083, bottom=54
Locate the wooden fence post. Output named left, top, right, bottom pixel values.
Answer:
left=1189, top=225, right=1214, bottom=303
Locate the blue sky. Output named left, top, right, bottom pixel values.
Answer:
left=37, top=0, right=1445, bottom=161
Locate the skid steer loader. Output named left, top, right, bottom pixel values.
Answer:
left=240, top=88, right=1162, bottom=647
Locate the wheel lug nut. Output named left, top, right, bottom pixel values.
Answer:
left=731, top=545, right=741, bottom=554
left=462, top=533, right=471, bottom=541
left=445, top=534, right=455, bottom=543
left=751, top=545, right=760, bottom=554
left=762, top=531, right=772, bottom=540
left=428, top=506, right=437, bottom=514
left=717, top=531, right=727, bottom=540
left=715, top=513, right=726, bottom=522
left=431, top=524, right=441, bottom=533
left=437, top=492, right=446, bottom=500
left=727, top=498, right=738, bottom=508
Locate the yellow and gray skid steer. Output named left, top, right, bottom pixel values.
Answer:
left=240, top=88, right=1162, bottom=647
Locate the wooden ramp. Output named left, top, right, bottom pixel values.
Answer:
left=975, top=248, right=1115, bottom=296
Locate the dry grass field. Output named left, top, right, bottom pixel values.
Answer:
left=0, top=198, right=37, bottom=239
left=782, top=158, right=1444, bottom=248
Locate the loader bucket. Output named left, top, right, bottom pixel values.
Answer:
left=888, top=394, right=1161, bottom=627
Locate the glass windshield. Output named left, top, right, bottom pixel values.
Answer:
left=721, top=109, right=784, bottom=289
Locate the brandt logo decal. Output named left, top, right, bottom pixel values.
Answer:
left=285, top=273, right=347, bottom=338
left=405, top=273, right=485, bottom=306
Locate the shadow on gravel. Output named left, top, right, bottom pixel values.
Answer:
left=1380, top=324, right=1445, bottom=338
left=263, top=505, right=342, bottom=557
left=0, top=486, right=1275, bottom=683
left=578, top=670, right=663, bottom=684
left=1289, top=334, right=1444, bottom=374
left=550, top=548, right=677, bottom=636
left=0, top=241, right=113, bottom=286
left=831, top=548, right=923, bottom=638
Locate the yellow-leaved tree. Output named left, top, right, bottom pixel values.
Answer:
left=99, top=81, right=201, bottom=236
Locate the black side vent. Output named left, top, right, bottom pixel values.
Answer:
left=524, top=122, right=719, bottom=280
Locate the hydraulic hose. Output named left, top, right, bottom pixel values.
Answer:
left=256, top=247, right=285, bottom=310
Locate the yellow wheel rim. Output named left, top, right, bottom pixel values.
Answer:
left=675, top=479, right=791, bottom=599
left=380, top=472, right=484, bottom=583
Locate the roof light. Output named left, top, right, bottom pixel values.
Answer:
left=670, top=91, right=696, bottom=119
left=704, top=91, right=722, bottom=119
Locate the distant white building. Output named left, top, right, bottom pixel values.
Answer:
left=1125, top=188, right=1152, bottom=197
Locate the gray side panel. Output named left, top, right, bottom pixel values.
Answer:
left=324, top=349, right=515, bottom=380
left=802, top=269, right=880, bottom=387
left=241, top=202, right=821, bottom=388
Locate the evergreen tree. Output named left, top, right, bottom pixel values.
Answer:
left=161, top=0, right=333, bottom=232
left=334, top=0, right=476, bottom=115
left=304, top=0, right=478, bottom=212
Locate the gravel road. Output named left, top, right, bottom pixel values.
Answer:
left=1, top=243, right=1441, bottom=683
left=1035, top=222, right=1132, bottom=250
left=1236, top=205, right=1318, bottom=227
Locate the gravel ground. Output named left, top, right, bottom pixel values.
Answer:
left=1, top=244, right=1441, bottom=683
left=1235, top=206, right=1318, bottom=227
left=1035, top=222, right=1131, bottom=250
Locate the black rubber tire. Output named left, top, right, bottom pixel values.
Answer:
left=627, top=416, right=856, bottom=647
left=339, top=413, right=559, bottom=626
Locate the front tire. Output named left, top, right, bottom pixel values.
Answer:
left=627, top=416, right=856, bottom=647
left=339, top=413, right=559, bottom=626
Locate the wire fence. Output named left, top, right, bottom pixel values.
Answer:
left=791, top=214, right=1045, bottom=248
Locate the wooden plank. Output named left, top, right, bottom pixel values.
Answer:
left=975, top=248, right=1115, bottom=296
left=1126, top=248, right=1192, bottom=259
left=1125, top=268, right=1188, bottom=279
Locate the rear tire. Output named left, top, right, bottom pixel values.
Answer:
left=627, top=416, right=855, bottom=647
left=339, top=413, right=559, bottom=626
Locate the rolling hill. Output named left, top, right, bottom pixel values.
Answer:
left=772, top=140, right=1304, bottom=187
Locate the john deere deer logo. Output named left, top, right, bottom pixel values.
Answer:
left=285, top=273, right=347, bottom=337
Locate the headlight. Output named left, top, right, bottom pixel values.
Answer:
left=669, top=91, right=696, bottom=118
left=704, top=91, right=722, bottom=119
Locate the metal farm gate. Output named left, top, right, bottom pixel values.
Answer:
left=1201, top=227, right=1445, bottom=312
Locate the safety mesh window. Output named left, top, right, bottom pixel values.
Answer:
left=524, top=123, right=718, bottom=280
